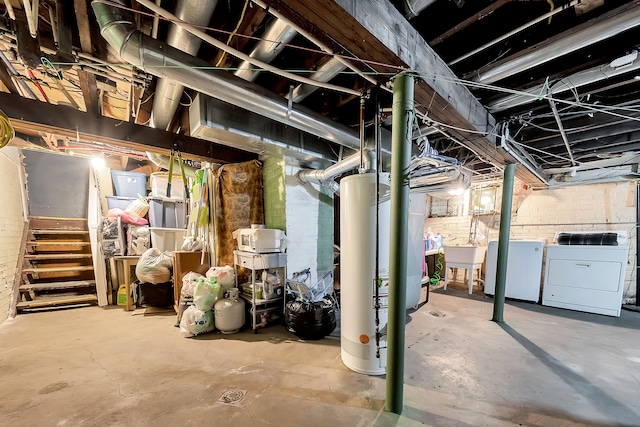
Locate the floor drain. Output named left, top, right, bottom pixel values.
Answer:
left=218, top=387, right=247, bottom=405
left=430, top=310, right=446, bottom=317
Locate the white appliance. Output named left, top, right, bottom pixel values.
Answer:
left=542, top=244, right=629, bottom=317
left=340, top=173, right=388, bottom=375
left=485, top=239, right=545, bottom=302
left=233, top=225, right=287, bottom=253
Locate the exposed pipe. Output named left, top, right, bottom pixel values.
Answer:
left=146, top=151, right=199, bottom=177
left=234, top=19, right=297, bottom=82
left=3, top=0, right=15, bottom=20
left=297, top=149, right=376, bottom=195
left=150, top=0, right=218, bottom=131
left=488, top=54, right=640, bottom=112
left=472, top=5, right=640, bottom=84
left=250, top=0, right=379, bottom=88
left=492, top=163, right=515, bottom=323
left=449, top=0, right=579, bottom=66
left=92, top=0, right=361, bottom=149
left=138, top=0, right=361, bottom=97
left=385, top=73, right=414, bottom=415
left=151, top=0, right=161, bottom=39
left=21, top=0, right=38, bottom=38
left=288, top=57, right=346, bottom=103
left=548, top=97, right=577, bottom=166
left=398, top=0, right=438, bottom=19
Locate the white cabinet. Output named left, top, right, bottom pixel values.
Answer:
left=233, top=250, right=286, bottom=332
left=542, top=245, right=628, bottom=317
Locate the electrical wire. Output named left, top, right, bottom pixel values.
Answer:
left=214, top=0, right=249, bottom=67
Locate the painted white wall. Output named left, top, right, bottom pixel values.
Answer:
left=285, top=164, right=334, bottom=285
left=0, top=147, right=27, bottom=322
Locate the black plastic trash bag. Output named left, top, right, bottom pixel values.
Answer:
left=285, top=297, right=336, bottom=340
left=135, top=280, right=174, bottom=307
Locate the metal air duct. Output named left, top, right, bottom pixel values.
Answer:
left=92, top=0, right=360, bottom=150
left=235, top=19, right=297, bottom=82
left=150, top=0, right=218, bottom=130
left=472, top=5, right=640, bottom=84
left=288, top=57, right=346, bottom=103
left=397, top=0, right=438, bottom=19
left=297, top=149, right=377, bottom=195
left=489, top=52, right=640, bottom=112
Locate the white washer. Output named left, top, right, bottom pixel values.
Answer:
left=484, top=239, right=545, bottom=302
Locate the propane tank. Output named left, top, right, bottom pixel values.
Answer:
left=214, top=288, right=245, bottom=334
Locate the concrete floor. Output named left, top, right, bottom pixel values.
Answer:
left=1, top=283, right=640, bottom=427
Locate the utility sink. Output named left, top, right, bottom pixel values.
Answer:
left=443, top=245, right=487, bottom=294
left=444, top=245, right=487, bottom=265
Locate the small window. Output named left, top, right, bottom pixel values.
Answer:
left=471, top=187, right=497, bottom=214
left=429, top=196, right=460, bottom=217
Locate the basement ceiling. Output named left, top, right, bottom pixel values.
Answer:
left=1, top=0, right=639, bottom=186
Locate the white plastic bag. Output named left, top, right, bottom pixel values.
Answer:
left=179, top=306, right=214, bottom=337
left=205, top=266, right=236, bottom=288
left=193, top=277, right=220, bottom=311
left=135, top=248, right=172, bottom=284
left=181, top=271, right=204, bottom=298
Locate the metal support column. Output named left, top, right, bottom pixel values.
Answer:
left=385, top=73, right=414, bottom=415
left=492, top=163, right=516, bottom=323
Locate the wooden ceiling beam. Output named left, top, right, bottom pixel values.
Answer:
left=1, top=92, right=257, bottom=163
left=73, top=0, right=101, bottom=116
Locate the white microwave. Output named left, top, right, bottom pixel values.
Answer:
left=233, top=227, right=287, bottom=253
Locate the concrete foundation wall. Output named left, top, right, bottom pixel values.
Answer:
left=0, top=148, right=26, bottom=322
left=425, top=182, right=637, bottom=298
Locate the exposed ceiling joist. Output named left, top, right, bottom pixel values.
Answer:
left=0, top=92, right=257, bottom=163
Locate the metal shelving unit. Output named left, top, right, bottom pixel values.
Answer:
left=233, top=250, right=287, bottom=332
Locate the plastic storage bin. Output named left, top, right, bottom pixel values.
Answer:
left=149, top=227, right=187, bottom=252
left=111, top=170, right=147, bottom=198
left=150, top=172, right=185, bottom=199
left=148, top=197, right=187, bottom=228
left=106, top=195, right=136, bottom=210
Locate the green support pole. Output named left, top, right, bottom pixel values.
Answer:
left=492, top=163, right=516, bottom=323
left=385, top=73, right=414, bottom=415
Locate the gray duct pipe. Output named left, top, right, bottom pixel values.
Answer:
left=146, top=152, right=200, bottom=177
left=473, top=6, right=640, bottom=84
left=297, top=149, right=376, bottom=195
left=92, top=0, right=360, bottom=150
left=398, top=0, right=438, bottom=19
left=288, top=57, right=346, bottom=103
left=150, top=0, right=218, bottom=130
left=235, top=19, right=297, bottom=82
left=488, top=52, right=640, bottom=112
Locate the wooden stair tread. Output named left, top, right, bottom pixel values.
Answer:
left=26, top=241, right=91, bottom=246
left=24, top=254, right=93, bottom=260
left=20, top=280, right=96, bottom=291
left=16, top=294, right=98, bottom=309
left=31, top=230, right=89, bottom=235
left=23, top=266, right=94, bottom=273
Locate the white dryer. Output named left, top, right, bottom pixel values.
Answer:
left=542, top=244, right=629, bottom=317
left=485, top=239, right=545, bottom=302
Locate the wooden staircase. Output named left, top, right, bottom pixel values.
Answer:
left=17, top=217, right=98, bottom=312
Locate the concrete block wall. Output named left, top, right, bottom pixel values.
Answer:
left=284, top=164, right=334, bottom=284
left=424, top=181, right=637, bottom=298
left=262, top=157, right=286, bottom=232
left=0, top=148, right=27, bottom=322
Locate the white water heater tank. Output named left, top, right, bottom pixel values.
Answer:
left=340, top=173, right=388, bottom=375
